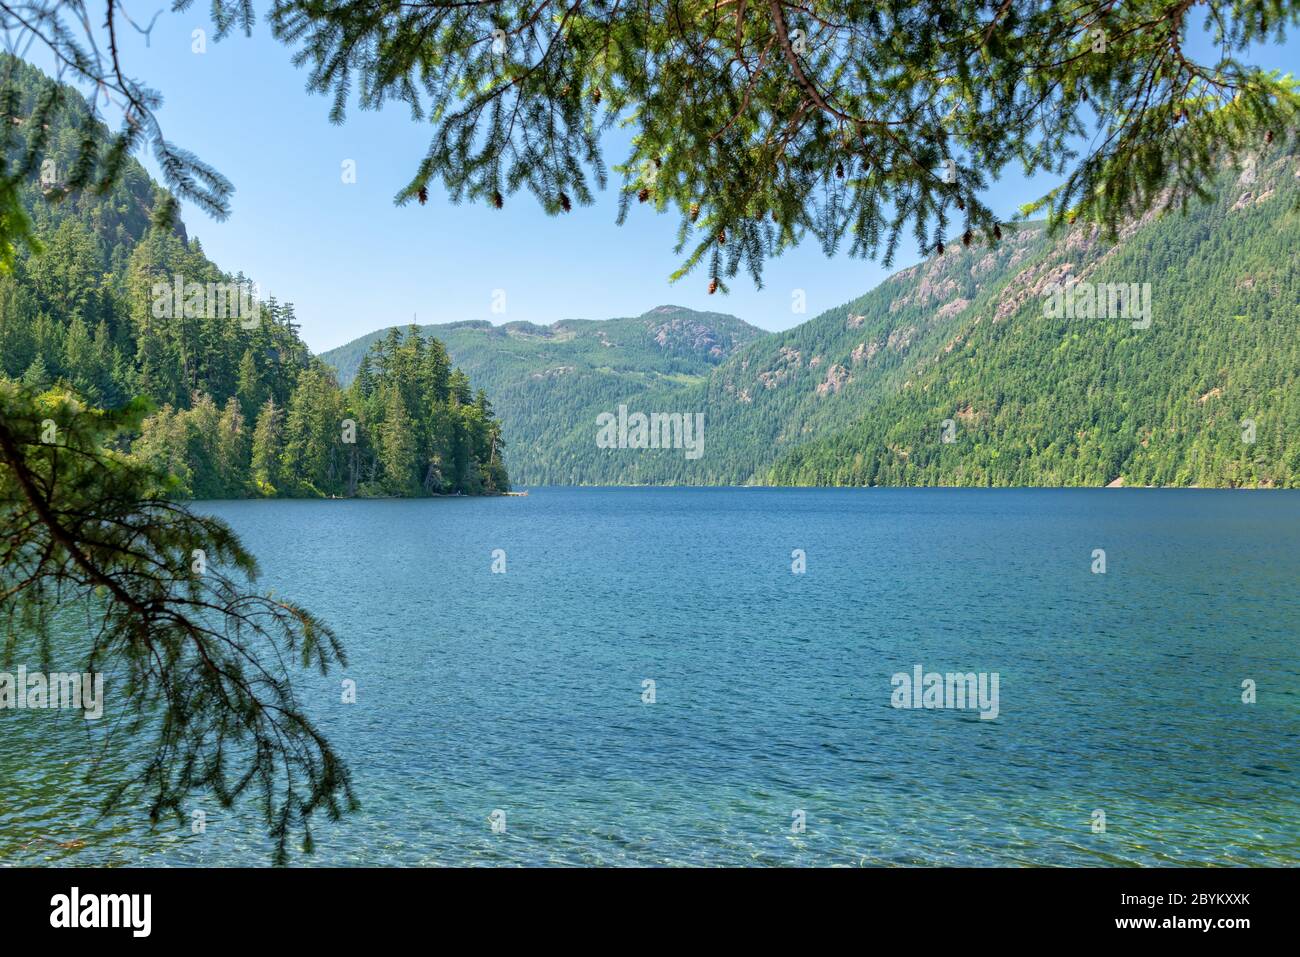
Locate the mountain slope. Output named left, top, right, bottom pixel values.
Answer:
left=767, top=147, right=1300, bottom=488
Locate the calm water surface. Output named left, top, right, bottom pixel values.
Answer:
left=3, top=488, right=1298, bottom=866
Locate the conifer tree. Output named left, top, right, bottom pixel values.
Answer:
left=251, top=396, right=286, bottom=494
left=21, top=354, right=50, bottom=390
left=0, top=383, right=354, bottom=864
left=258, top=0, right=1300, bottom=288
left=236, top=347, right=263, bottom=420
left=283, top=364, right=342, bottom=494
left=15, top=4, right=1291, bottom=285
left=0, top=10, right=506, bottom=861
left=216, top=397, right=250, bottom=496
left=354, top=352, right=377, bottom=399
left=377, top=383, right=417, bottom=493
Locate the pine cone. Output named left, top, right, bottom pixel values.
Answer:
left=591, top=87, right=602, bottom=104
left=690, top=203, right=700, bottom=222
left=417, top=186, right=428, bottom=206
left=492, top=191, right=504, bottom=209
left=708, top=277, right=719, bottom=295
left=638, top=187, right=650, bottom=203
left=717, top=228, right=726, bottom=245
left=558, top=192, right=571, bottom=212
left=962, top=230, right=972, bottom=247
left=835, top=161, right=845, bottom=178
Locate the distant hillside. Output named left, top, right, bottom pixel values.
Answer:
left=320, top=306, right=768, bottom=482
left=328, top=146, right=1300, bottom=489
left=523, top=224, right=1054, bottom=484
left=324, top=306, right=765, bottom=384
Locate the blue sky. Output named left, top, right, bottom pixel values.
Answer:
left=56, top=12, right=1298, bottom=352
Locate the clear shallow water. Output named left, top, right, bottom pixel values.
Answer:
left=3, top=487, right=1298, bottom=866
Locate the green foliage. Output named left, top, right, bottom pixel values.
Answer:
left=250, top=396, right=285, bottom=494
left=260, top=0, right=1300, bottom=288
left=345, top=327, right=509, bottom=495
left=0, top=30, right=232, bottom=225
left=0, top=57, right=507, bottom=499
left=0, top=381, right=355, bottom=863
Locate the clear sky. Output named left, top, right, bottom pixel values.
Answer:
left=67, top=12, right=1297, bottom=353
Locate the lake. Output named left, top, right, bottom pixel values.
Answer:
left=2, top=487, right=1298, bottom=866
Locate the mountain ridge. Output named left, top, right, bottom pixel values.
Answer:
left=322, top=304, right=768, bottom=384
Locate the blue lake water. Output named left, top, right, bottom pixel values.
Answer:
left=3, top=487, right=1298, bottom=866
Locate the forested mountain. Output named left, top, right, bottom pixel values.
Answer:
left=324, top=143, right=1299, bottom=489
left=539, top=224, right=1055, bottom=485
left=320, top=306, right=767, bottom=482
left=766, top=145, right=1300, bottom=488
left=324, top=306, right=765, bottom=386
left=0, top=56, right=506, bottom=497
